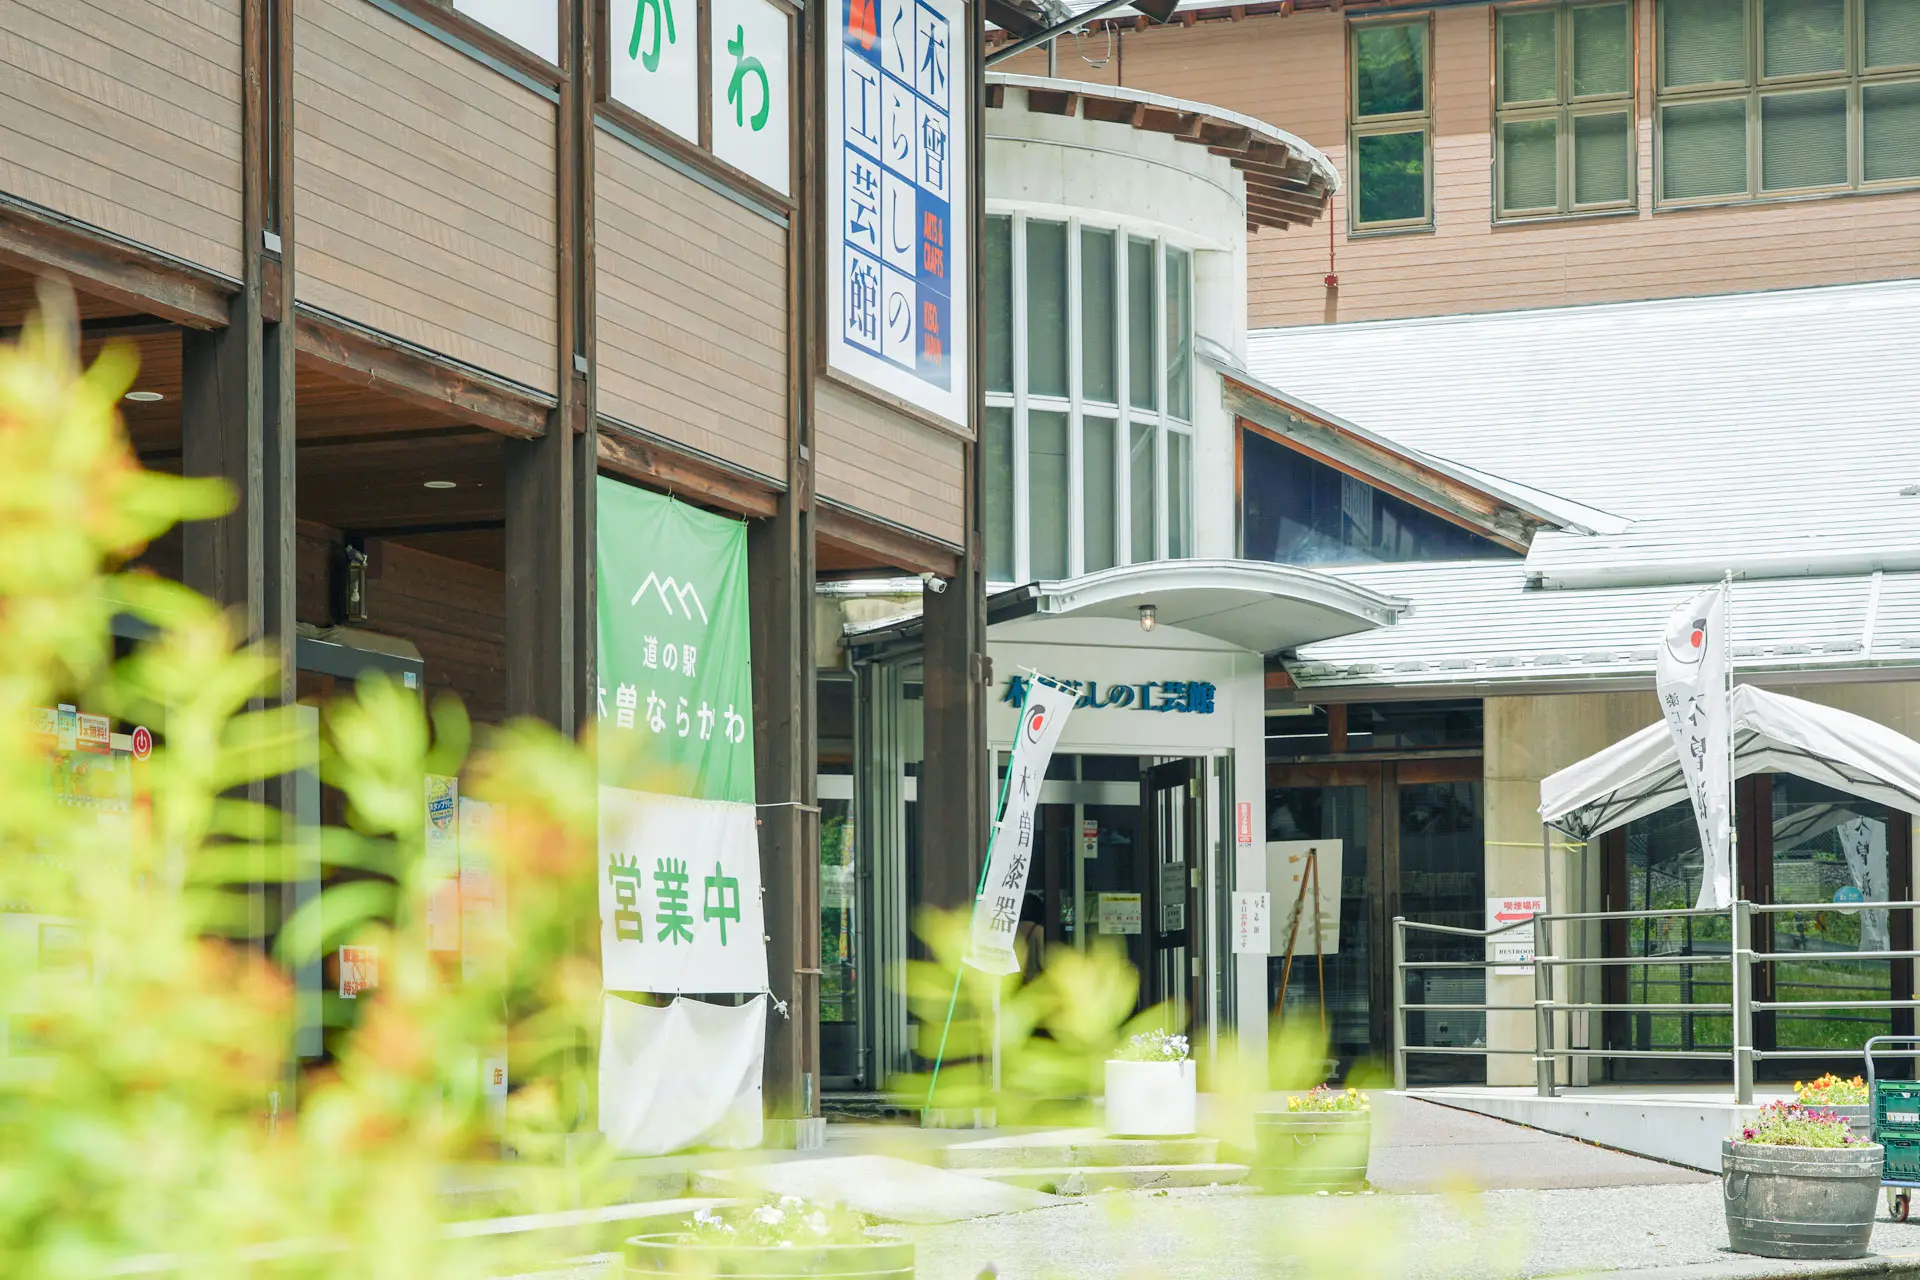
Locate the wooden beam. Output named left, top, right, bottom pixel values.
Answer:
left=294, top=312, right=550, bottom=439
left=1026, top=88, right=1081, bottom=116
left=595, top=422, right=782, bottom=519
left=815, top=502, right=962, bottom=577
left=0, top=196, right=231, bottom=329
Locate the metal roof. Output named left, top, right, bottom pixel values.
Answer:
left=1245, top=279, right=1920, bottom=590
left=986, top=74, right=1338, bottom=229
left=1283, top=561, right=1920, bottom=695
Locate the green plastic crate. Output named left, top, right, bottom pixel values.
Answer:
left=1884, top=1135, right=1920, bottom=1184
left=1876, top=1082, right=1920, bottom=1138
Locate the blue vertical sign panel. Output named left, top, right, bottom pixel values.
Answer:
left=828, top=0, right=967, bottom=426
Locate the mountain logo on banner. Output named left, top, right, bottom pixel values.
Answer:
left=630, top=572, right=710, bottom=623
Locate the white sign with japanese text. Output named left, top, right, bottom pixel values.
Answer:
left=1097, top=893, right=1143, bottom=935
left=964, top=677, right=1076, bottom=974
left=1656, top=583, right=1732, bottom=909
left=1266, top=840, right=1342, bottom=956
left=1232, top=891, right=1271, bottom=955
left=600, top=787, right=768, bottom=995
left=711, top=0, right=790, bottom=193
left=453, top=0, right=560, bottom=64
left=1486, top=896, right=1545, bottom=975
left=825, top=0, right=969, bottom=429
left=608, top=0, right=700, bottom=141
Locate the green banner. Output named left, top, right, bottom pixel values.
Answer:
left=596, top=478, right=755, bottom=804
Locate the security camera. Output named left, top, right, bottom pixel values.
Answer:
left=921, top=572, right=948, bottom=594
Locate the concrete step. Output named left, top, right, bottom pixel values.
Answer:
left=958, top=1163, right=1250, bottom=1194
left=938, top=1128, right=1219, bottom=1170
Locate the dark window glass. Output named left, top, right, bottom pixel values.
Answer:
left=1240, top=428, right=1518, bottom=566
left=1346, top=701, right=1485, bottom=751
left=1355, top=21, right=1428, bottom=117
left=1354, top=130, right=1428, bottom=225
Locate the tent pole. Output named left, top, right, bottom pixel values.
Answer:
left=1537, top=823, right=1556, bottom=1096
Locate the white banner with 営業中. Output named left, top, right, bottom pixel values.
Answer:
left=599, top=787, right=766, bottom=995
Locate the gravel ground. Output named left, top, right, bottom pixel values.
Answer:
left=906, top=1182, right=1920, bottom=1280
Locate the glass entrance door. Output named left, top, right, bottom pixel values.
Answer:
left=1142, top=759, right=1198, bottom=1030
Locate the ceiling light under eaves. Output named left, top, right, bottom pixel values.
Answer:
left=123, top=390, right=164, bottom=403
left=423, top=480, right=458, bottom=490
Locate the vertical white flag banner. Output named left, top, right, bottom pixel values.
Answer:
left=1656, top=583, right=1734, bottom=910
left=964, top=678, right=1077, bottom=974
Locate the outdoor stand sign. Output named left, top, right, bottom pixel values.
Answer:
left=963, top=675, right=1077, bottom=975
left=1655, top=581, right=1733, bottom=910
left=595, top=478, right=766, bottom=996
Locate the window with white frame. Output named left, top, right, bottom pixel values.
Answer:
left=982, top=214, right=1195, bottom=585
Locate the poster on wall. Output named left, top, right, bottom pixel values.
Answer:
left=824, top=0, right=970, bottom=429
left=1265, top=840, right=1342, bottom=956
left=595, top=477, right=764, bottom=996
left=710, top=0, right=791, bottom=193
left=608, top=0, right=700, bottom=140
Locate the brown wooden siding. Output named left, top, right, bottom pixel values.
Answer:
left=594, top=137, right=789, bottom=482
left=1044, top=2, right=1920, bottom=325
left=292, top=0, right=558, bottom=394
left=814, top=380, right=965, bottom=549
left=0, top=0, right=244, bottom=278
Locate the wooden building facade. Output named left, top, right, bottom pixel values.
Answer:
left=0, top=0, right=992, bottom=1121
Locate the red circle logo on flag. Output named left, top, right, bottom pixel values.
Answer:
left=130, top=725, right=153, bottom=761
left=1025, top=706, right=1047, bottom=742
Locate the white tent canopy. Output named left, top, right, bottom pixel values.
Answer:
left=1540, top=685, right=1920, bottom=840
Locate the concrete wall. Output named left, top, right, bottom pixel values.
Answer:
left=1481, top=681, right=1920, bottom=1085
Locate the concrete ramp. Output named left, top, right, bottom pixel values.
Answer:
left=1407, top=1088, right=1759, bottom=1172
left=692, top=1154, right=1065, bottom=1223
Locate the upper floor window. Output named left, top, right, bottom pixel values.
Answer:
left=1241, top=428, right=1519, bottom=567
left=983, top=215, right=1194, bottom=585
left=1496, top=2, right=1638, bottom=218
left=1656, top=0, right=1920, bottom=206
left=1350, top=17, right=1434, bottom=231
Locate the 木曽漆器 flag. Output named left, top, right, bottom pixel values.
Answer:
left=1656, top=584, right=1733, bottom=909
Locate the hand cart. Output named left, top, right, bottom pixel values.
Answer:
left=1864, top=1035, right=1920, bottom=1222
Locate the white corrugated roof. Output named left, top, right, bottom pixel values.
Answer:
left=1287, top=562, right=1920, bottom=692
left=1246, top=279, right=1920, bottom=587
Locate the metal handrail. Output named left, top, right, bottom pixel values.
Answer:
left=1390, top=897, right=1920, bottom=1099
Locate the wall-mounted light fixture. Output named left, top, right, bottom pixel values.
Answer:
left=1139, top=604, right=1158, bottom=633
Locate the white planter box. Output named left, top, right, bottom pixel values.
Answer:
left=1104, top=1059, right=1197, bottom=1137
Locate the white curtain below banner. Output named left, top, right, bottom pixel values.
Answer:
left=599, top=994, right=766, bottom=1155
left=599, top=787, right=767, bottom=995
left=964, top=676, right=1077, bottom=975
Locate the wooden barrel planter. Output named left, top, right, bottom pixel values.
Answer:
left=1253, top=1110, right=1371, bottom=1194
left=625, top=1233, right=915, bottom=1278
left=1722, top=1139, right=1882, bottom=1260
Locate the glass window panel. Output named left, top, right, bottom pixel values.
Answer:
left=1662, top=97, right=1750, bottom=198
left=1083, top=416, right=1118, bottom=573
left=1574, top=110, right=1634, bottom=203
left=1499, top=8, right=1560, bottom=104
left=1662, top=0, right=1748, bottom=88
left=1501, top=117, right=1562, bottom=211
left=1864, top=81, right=1920, bottom=181
left=1763, top=0, right=1847, bottom=78
left=1028, top=410, right=1070, bottom=581
left=1761, top=88, right=1849, bottom=189
left=1355, top=21, right=1428, bottom=117
left=1080, top=228, right=1117, bottom=404
left=1572, top=3, right=1633, bottom=97
left=1127, top=238, right=1156, bottom=412
left=984, top=406, right=1014, bottom=582
left=1025, top=220, right=1068, bottom=398
left=1129, top=421, right=1157, bottom=563
left=1166, top=430, right=1191, bottom=559
left=1867, top=0, right=1920, bottom=69
left=1355, top=130, right=1429, bottom=224
left=984, top=216, right=1013, bottom=395
left=1165, top=248, right=1192, bottom=421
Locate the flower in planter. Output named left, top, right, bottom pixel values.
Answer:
left=1737, top=1101, right=1870, bottom=1147
left=682, top=1196, right=879, bottom=1247
left=1115, top=1029, right=1191, bottom=1063
left=1286, top=1084, right=1371, bottom=1113
left=1795, top=1073, right=1869, bottom=1107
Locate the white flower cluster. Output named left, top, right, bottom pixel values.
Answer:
left=685, top=1195, right=858, bottom=1248
left=1119, top=1029, right=1191, bottom=1062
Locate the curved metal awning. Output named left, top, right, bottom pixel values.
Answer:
left=1007, top=559, right=1409, bottom=654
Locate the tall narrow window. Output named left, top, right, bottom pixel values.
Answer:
left=981, top=219, right=1196, bottom=582
left=1350, top=18, right=1433, bottom=230
left=1657, top=0, right=1920, bottom=205
left=1495, top=2, right=1636, bottom=218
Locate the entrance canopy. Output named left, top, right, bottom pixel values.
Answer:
left=1010, top=560, right=1409, bottom=654
left=1540, top=685, right=1920, bottom=840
